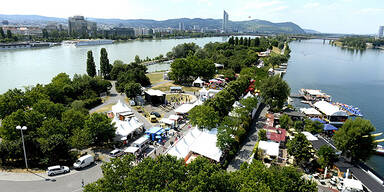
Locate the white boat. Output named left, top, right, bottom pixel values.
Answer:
left=75, top=39, right=114, bottom=46
left=375, top=145, right=384, bottom=155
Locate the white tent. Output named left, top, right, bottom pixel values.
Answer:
left=112, top=100, right=131, bottom=116
left=145, top=89, right=166, bottom=97
left=302, top=131, right=318, bottom=141
left=300, top=108, right=322, bottom=116
left=167, top=127, right=222, bottom=162
left=343, top=179, right=363, bottom=191
left=313, top=101, right=348, bottom=116
left=193, top=77, right=204, bottom=87
left=258, top=141, right=279, bottom=157
left=124, top=146, right=139, bottom=154
left=199, top=87, right=208, bottom=97
left=214, top=63, right=224, bottom=69
left=175, top=103, right=195, bottom=114
left=113, top=117, right=143, bottom=137
left=243, top=91, right=254, bottom=99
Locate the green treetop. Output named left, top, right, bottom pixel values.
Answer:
left=86, top=50, right=97, bottom=77
left=333, top=118, right=376, bottom=162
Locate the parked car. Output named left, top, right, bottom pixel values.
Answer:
left=73, top=154, right=94, bottom=169
left=109, top=149, right=124, bottom=157
left=150, top=115, right=157, bottom=123
left=150, top=111, right=161, bottom=118
left=47, top=165, right=70, bottom=176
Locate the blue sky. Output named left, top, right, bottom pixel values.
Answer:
left=1, top=0, right=383, bottom=34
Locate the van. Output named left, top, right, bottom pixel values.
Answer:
left=73, top=154, right=94, bottom=169
left=132, top=136, right=150, bottom=153
left=150, top=115, right=157, bottom=123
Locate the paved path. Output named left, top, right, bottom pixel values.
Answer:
left=227, top=104, right=267, bottom=172
left=0, top=163, right=102, bottom=192
left=89, top=81, right=126, bottom=113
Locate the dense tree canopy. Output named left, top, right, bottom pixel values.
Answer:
left=188, top=105, right=220, bottom=130
left=287, top=133, right=313, bottom=167
left=0, top=73, right=114, bottom=167
left=317, top=145, right=337, bottom=169
left=333, top=118, right=376, bottom=162
left=260, top=75, right=290, bottom=111
left=84, top=155, right=316, bottom=192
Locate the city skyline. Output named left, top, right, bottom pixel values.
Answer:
left=0, top=0, right=384, bottom=34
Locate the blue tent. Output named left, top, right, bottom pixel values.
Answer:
left=145, top=127, right=163, bottom=134
left=323, top=124, right=338, bottom=131
left=311, top=118, right=326, bottom=124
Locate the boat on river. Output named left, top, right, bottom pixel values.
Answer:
left=375, top=145, right=384, bottom=155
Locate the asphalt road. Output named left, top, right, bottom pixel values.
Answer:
left=0, top=163, right=103, bottom=192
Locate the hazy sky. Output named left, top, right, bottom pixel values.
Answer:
left=1, top=0, right=383, bottom=34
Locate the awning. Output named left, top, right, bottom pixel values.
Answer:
left=311, top=118, right=326, bottom=124
left=323, top=124, right=338, bottom=131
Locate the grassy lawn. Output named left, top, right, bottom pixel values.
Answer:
left=92, top=103, right=114, bottom=113
left=151, top=81, right=201, bottom=92
left=146, top=72, right=165, bottom=85
left=272, top=46, right=282, bottom=54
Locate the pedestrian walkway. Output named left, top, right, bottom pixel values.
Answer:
left=227, top=104, right=267, bottom=172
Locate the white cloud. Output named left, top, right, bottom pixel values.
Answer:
left=303, top=2, right=320, bottom=9
left=356, top=8, right=384, bottom=15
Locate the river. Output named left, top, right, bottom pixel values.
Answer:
left=284, top=39, right=384, bottom=175
left=0, top=37, right=383, bottom=174
left=0, top=36, right=228, bottom=93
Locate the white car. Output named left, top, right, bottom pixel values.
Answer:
left=47, top=165, right=70, bottom=176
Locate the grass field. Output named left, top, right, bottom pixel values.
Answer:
left=272, top=46, right=282, bottom=54
left=146, top=72, right=165, bottom=85
left=151, top=81, right=201, bottom=92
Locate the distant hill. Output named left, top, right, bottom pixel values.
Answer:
left=0, top=14, right=305, bottom=34
left=304, top=29, right=321, bottom=34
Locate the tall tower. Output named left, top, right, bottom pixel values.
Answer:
left=379, top=26, right=384, bottom=38
left=222, top=10, right=228, bottom=33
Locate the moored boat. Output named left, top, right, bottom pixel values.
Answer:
left=375, top=145, right=384, bottom=155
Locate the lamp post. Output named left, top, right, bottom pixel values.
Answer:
left=16, top=125, right=28, bottom=169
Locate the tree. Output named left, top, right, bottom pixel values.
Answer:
left=42, top=29, right=49, bottom=38
left=100, top=48, right=112, bottom=79
left=294, top=121, right=304, bottom=132
left=0, top=88, right=26, bottom=119
left=287, top=133, right=313, bottom=167
left=188, top=105, right=220, bottom=130
left=124, top=82, right=142, bottom=99
left=134, top=55, right=141, bottom=64
left=243, top=37, right=248, bottom=46
left=317, top=145, right=337, bottom=168
left=86, top=50, right=97, bottom=77
left=333, top=118, right=376, bottom=162
left=0, top=27, right=5, bottom=38
left=222, top=69, right=236, bottom=81
left=84, top=113, right=115, bottom=145
left=279, top=114, right=292, bottom=130
left=304, top=119, right=324, bottom=134
left=235, top=37, right=239, bottom=45
left=6, top=30, right=12, bottom=38
left=69, top=127, right=92, bottom=149
left=33, top=99, right=66, bottom=120
left=254, top=37, right=260, bottom=47
left=228, top=36, right=234, bottom=45
left=258, top=129, right=267, bottom=141
left=239, top=37, right=244, bottom=45
left=260, top=75, right=290, bottom=111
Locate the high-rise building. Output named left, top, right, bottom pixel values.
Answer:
left=178, top=22, right=185, bottom=31
left=68, top=16, right=97, bottom=37
left=222, top=10, right=229, bottom=33
left=379, top=26, right=384, bottom=38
